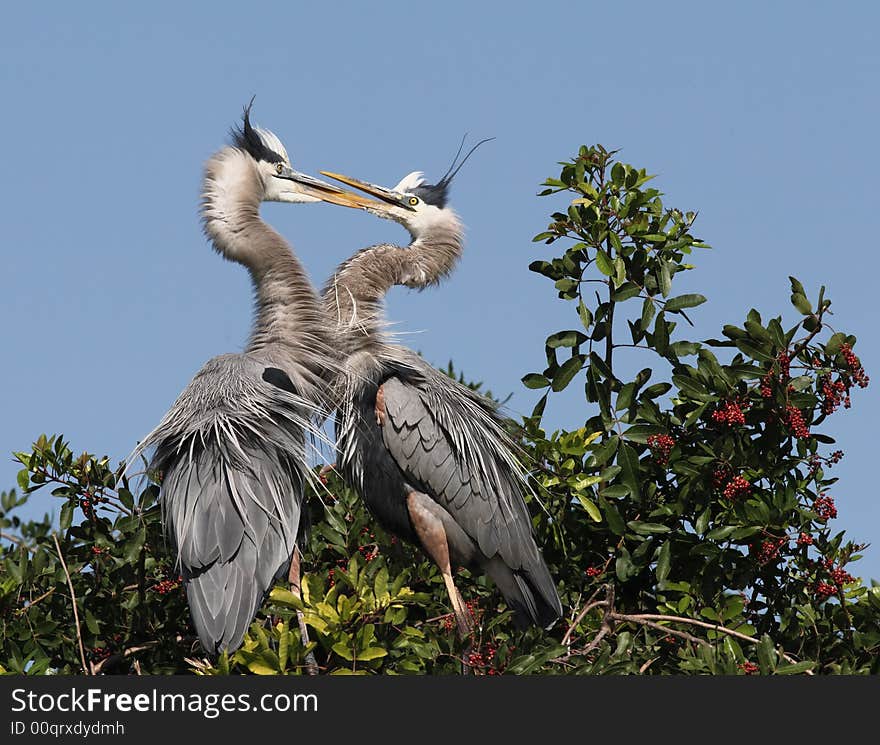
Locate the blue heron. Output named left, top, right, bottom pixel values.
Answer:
left=131, top=104, right=378, bottom=655
left=319, top=149, right=563, bottom=636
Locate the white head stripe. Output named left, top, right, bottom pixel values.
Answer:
left=255, top=127, right=290, bottom=164
left=393, top=171, right=426, bottom=193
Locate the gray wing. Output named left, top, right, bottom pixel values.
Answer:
left=380, top=368, right=561, bottom=626
left=142, top=354, right=312, bottom=654
left=379, top=371, right=535, bottom=572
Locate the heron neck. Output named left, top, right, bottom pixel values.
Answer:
left=200, top=148, right=336, bottom=397
left=323, top=215, right=463, bottom=357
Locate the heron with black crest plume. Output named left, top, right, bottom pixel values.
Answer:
left=130, top=102, right=382, bottom=656
left=320, top=139, right=563, bottom=640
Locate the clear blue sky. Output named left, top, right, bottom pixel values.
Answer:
left=1, top=3, right=878, bottom=581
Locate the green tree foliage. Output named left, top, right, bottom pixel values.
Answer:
left=2, top=146, right=877, bottom=674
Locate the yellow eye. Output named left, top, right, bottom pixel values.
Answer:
left=408, top=196, right=419, bottom=206
left=275, top=163, right=284, bottom=175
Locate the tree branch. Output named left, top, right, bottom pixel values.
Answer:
left=52, top=533, right=90, bottom=675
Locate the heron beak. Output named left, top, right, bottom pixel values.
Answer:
left=278, top=167, right=385, bottom=209
left=319, top=172, right=417, bottom=211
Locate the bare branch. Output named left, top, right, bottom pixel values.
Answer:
left=52, top=533, right=90, bottom=675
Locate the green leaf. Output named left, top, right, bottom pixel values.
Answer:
left=789, top=276, right=806, bottom=296
left=546, top=330, right=588, bottom=348
left=590, top=435, right=619, bottom=466
left=658, top=261, right=672, bottom=297
left=615, top=383, right=635, bottom=412
left=627, top=521, right=671, bottom=535
left=595, top=249, right=614, bottom=276
left=617, top=443, right=640, bottom=501
left=277, top=624, right=289, bottom=671
left=551, top=354, right=585, bottom=392
left=825, top=332, right=847, bottom=355
left=577, top=300, right=593, bottom=330
left=612, top=282, right=641, bottom=302
left=522, top=373, right=550, bottom=390
left=705, top=525, right=736, bottom=540
left=665, top=294, right=706, bottom=312
left=672, top=374, right=713, bottom=402
left=775, top=661, right=815, bottom=675
left=756, top=634, right=777, bottom=673
left=357, top=647, right=388, bottom=662
left=641, top=298, right=656, bottom=329
left=269, top=587, right=303, bottom=610
left=621, top=424, right=664, bottom=443
left=555, top=278, right=578, bottom=294
left=734, top=339, right=774, bottom=363
left=575, top=494, right=602, bottom=522
left=60, top=502, right=74, bottom=531
left=615, top=548, right=637, bottom=582
left=655, top=541, right=671, bottom=581
left=600, top=498, right=626, bottom=535
left=331, top=642, right=354, bottom=661
left=790, top=293, right=812, bottom=315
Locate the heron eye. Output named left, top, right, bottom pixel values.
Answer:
left=275, top=163, right=284, bottom=175
left=408, top=196, right=419, bottom=206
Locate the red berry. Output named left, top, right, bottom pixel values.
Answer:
left=712, top=401, right=746, bottom=427
left=796, top=532, right=813, bottom=546
left=647, top=434, right=675, bottom=466
left=723, top=475, right=751, bottom=500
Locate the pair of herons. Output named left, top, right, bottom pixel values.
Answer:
left=134, top=103, right=562, bottom=658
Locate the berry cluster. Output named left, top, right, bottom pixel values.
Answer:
left=840, top=344, right=869, bottom=388
left=830, top=565, right=855, bottom=586
left=712, top=463, right=733, bottom=489
left=813, top=495, right=837, bottom=520
left=818, top=344, right=869, bottom=416
left=358, top=544, right=379, bottom=562
left=77, top=490, right=109, bottom=519
left=357, top=527, right=380, bottom=562
left=752, top=536, right=787, bottom=565
left=711, top=401, right=746, bottom=426
left=783, top=405, right=809, bottom=439
left=777, top=351, right=791, bottom=378
left=466, top=642, right=499, bottom=674
left=585, top=566, right=603, bottom=578
left=814, top=581, right=837, bottom=600
left=796, top=532, right=814, bottom=546
left=828, top=450, right=844, bottom=465
left=739, top=661, right=759, bottom=675
left=760, top=350, right=793, bottom=399
left=464, top=599, right=484, bottom=625
left=89, top=646, right=112, bottom=662
left=647, top=434, right=675, bottom=465
left=820, top=377, right=848, bottom=415
left=722, top=475, right=751, bottom=500
left=150, top=575, right=183, bottom=595
left=90, top=546, right=108, bottom=556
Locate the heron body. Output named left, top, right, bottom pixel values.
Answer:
left=323, top=166, right=563, bottom=631
left=133, top=106, right=377, bottom=655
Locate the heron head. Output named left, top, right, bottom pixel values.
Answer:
left=230, top=101, right=382, bottom=209
left=319, top=137, right=493, bottom=235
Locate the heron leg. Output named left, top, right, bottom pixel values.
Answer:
left=375, top=384, right=387, bottom=426
left=288, top=548, right=319, bottom=676
left=405, top=491, right=473, bottom=638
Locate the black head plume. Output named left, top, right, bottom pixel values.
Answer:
left=230, top=96, right=285, bottom=164
left=412, top=135, right=495, bottom=208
